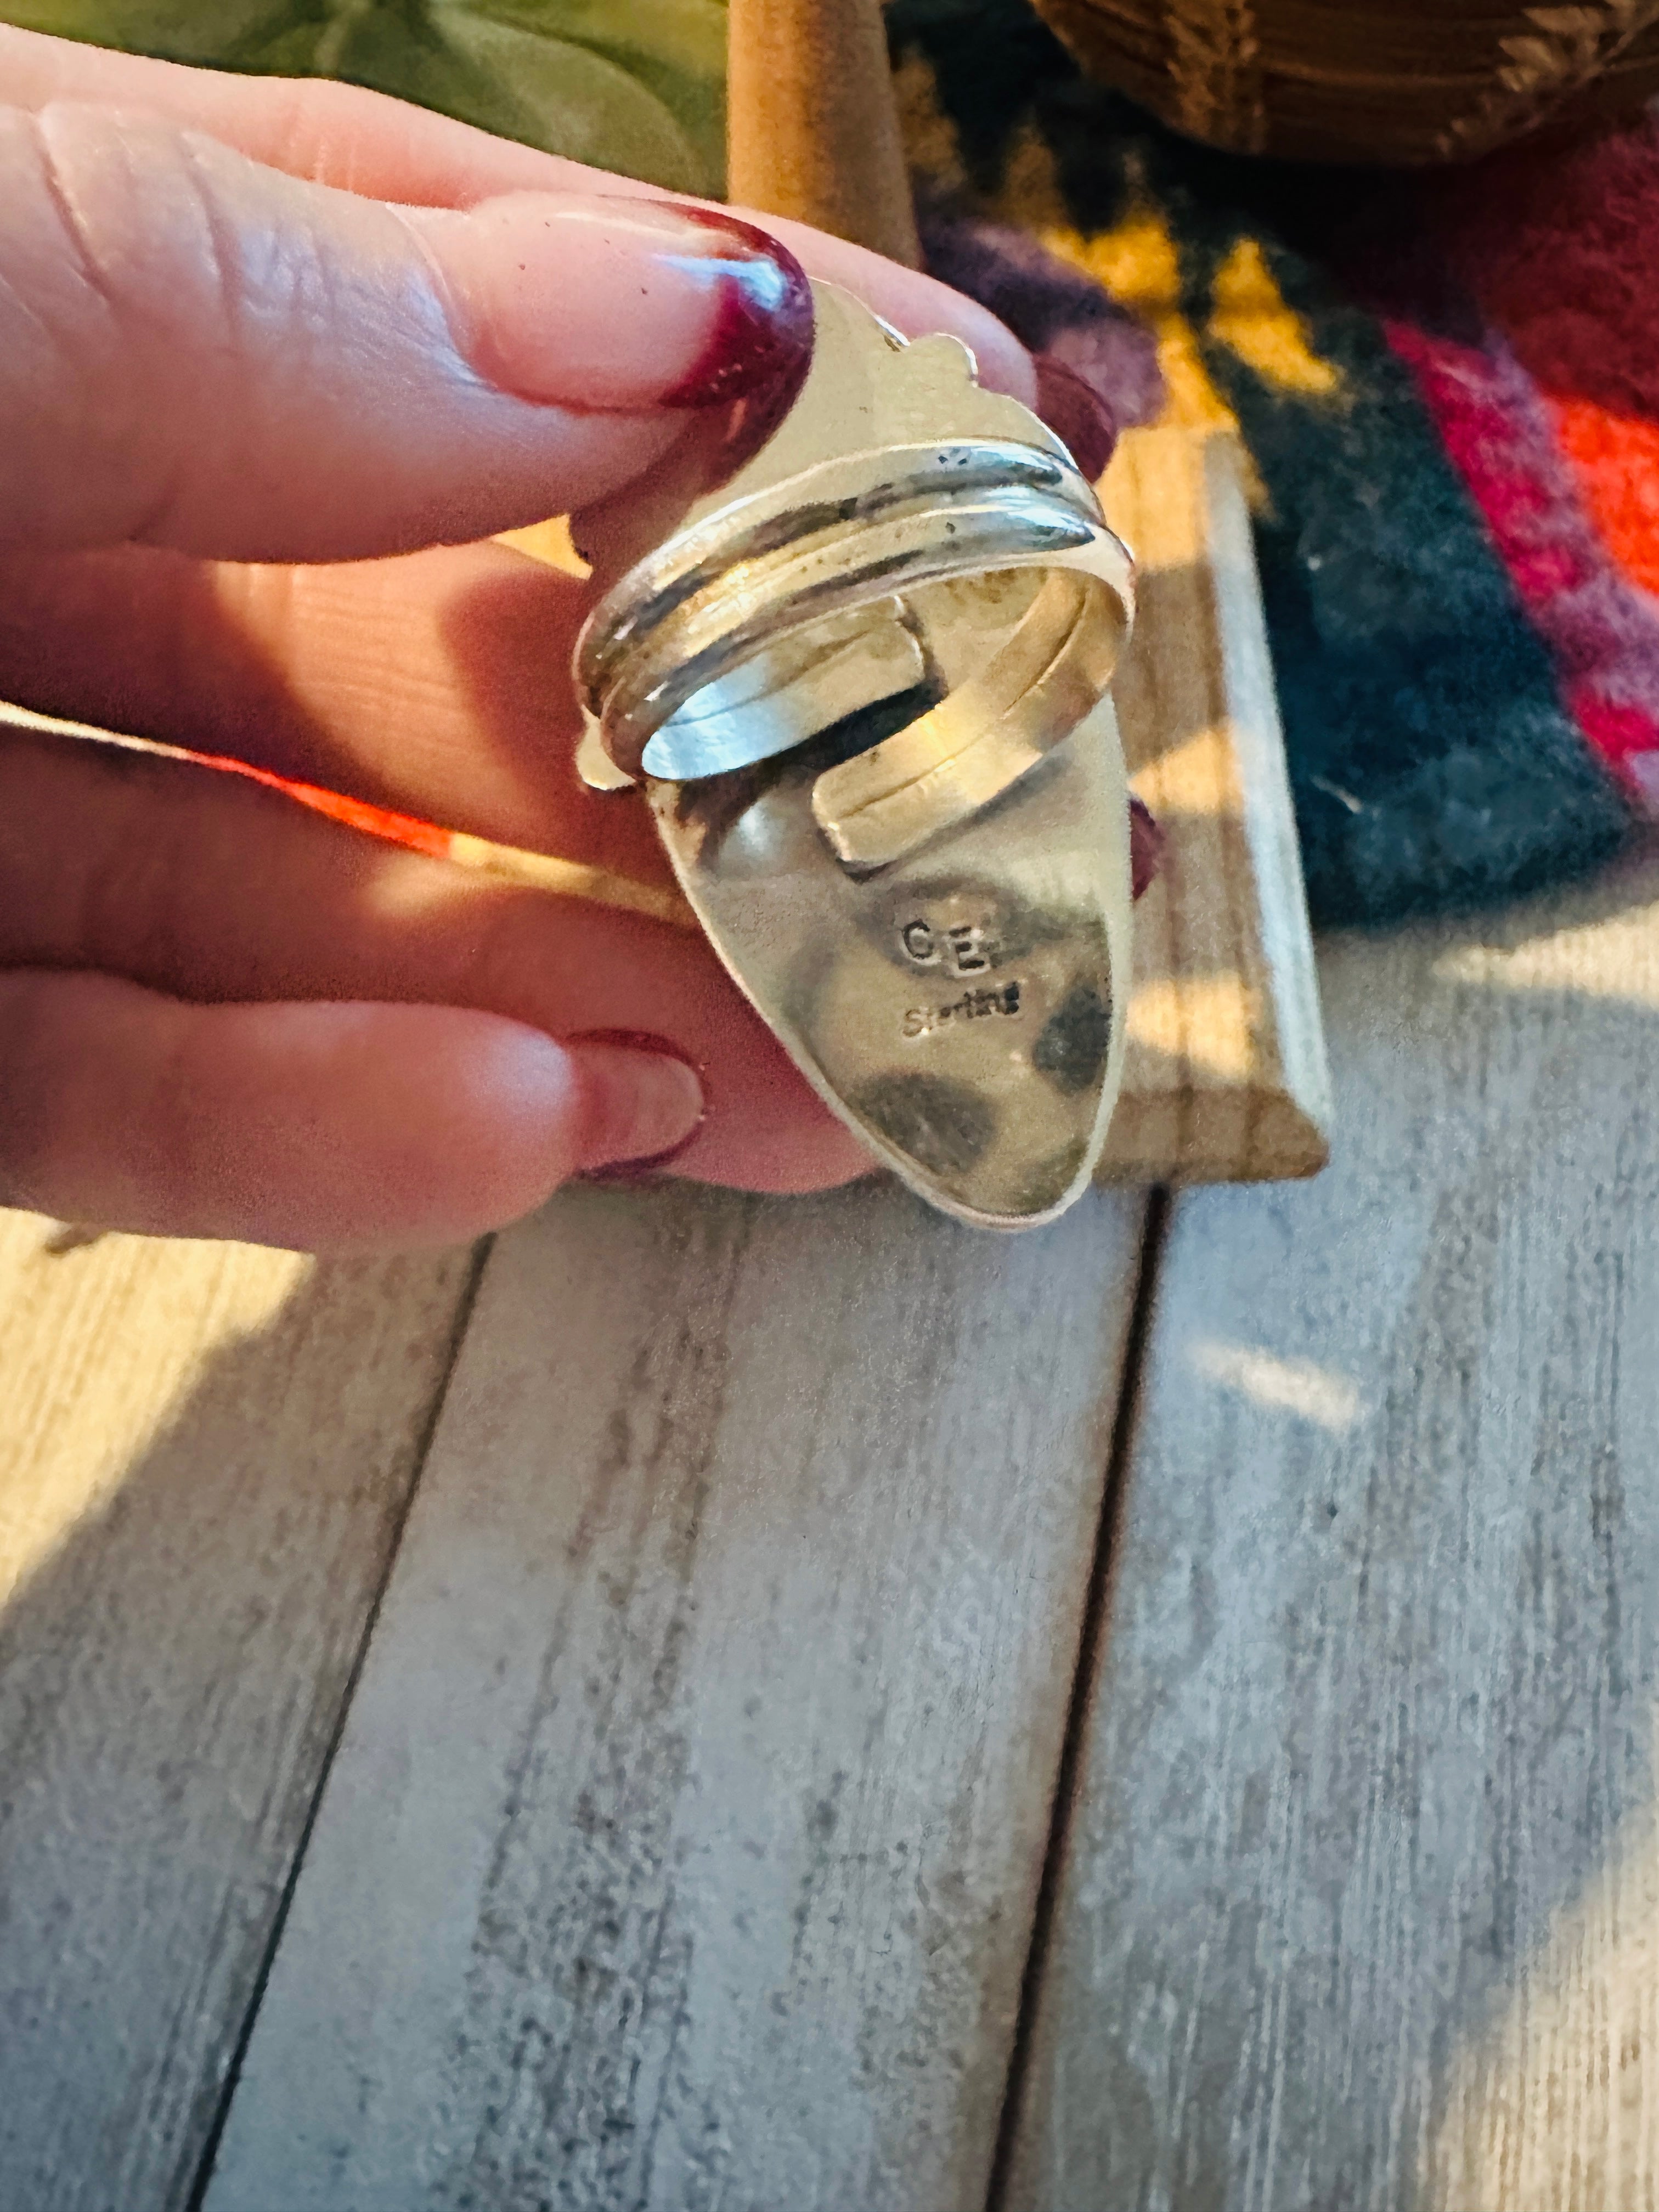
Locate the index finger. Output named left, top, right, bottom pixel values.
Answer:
left=0, top=25, right=1036, bottom=401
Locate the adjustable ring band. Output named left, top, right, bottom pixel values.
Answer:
left=579, top=439, right=1105, bottom=682
left=574, top=437, right=1133, bottom=797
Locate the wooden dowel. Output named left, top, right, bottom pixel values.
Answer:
left=726, top=0, right=922, bottom=266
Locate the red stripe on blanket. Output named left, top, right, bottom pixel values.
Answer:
left=1548, top=395, right=1659, bottom=604
left=1384, top=315, right=1659, bottom=798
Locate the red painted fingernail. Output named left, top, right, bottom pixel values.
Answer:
left=568, top=1028, right=708, bottom=1180
left=433, top=193, right=814, bottom=420
left=1033, top=352, right=1118, bottom=482
left=656, top=207, right=816, bottom=412
left=1130, top=795, right=1164, bottom=900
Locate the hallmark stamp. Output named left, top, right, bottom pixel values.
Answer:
left=899, top=917, right=995, bottom=977
left=902, top=980, right=1023, bottom=1038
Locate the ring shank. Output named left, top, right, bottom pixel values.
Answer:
left=574, top=438, right=1133, bottom=869
left=811, top=568, right=1120, bottom=868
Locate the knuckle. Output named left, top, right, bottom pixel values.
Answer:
left=0, top=108, right=111, bottom=369
left=0, top=105, right=201, bottom=540
left=281, top=77, right=388, bottom=188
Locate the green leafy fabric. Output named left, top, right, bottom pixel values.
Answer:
left=2, top=0, right=729, bottom=191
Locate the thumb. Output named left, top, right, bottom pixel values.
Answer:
left=0, top=101, right=812, bottom=562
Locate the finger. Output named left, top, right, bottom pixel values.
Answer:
left=0, top=723, right=874, bottom=1196
left=0, top=970, right=705, bottom=1249
left=0, top=24, right=1035, bottom=402
left=1, top=99, right=811, bottom=560
left=2, top=525, right=1160, bottom=904
left=0, top=538, right=668, bottom=873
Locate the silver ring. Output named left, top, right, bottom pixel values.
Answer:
left=575, top=437, right=1132, bottom=793
left=568, top=281, right=1138, bottom=1232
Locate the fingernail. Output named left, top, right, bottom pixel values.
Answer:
left=566, top=1031, right=707, bottom=1175
left=1032, top=352, right=1118, bottom=482
left=655, top=207, right=815, bottom=408
left=427, top=193, right=814, bottom=417
left=1130, top=795, right=1165, bottom=901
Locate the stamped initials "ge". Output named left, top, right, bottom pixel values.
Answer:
left=899, top=918, right=993, bottom=977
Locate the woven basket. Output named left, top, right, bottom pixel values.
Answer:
left=1026, top=0, right=1659, bottom=162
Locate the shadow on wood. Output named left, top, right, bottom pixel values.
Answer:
left=1099, top=428, right=1330, bottom=1189
left=199, top=1178, right=1147, bottom=2212
left=1006, top=845, right=1659, bottom=2212
left=0, top=1230, right=477, bottom=2212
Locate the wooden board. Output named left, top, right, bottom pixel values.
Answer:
left=199, top=1178, right=1148, bottom=2212
left=726, top=0, right=922, bottom=267
left=1004, top=848, right=1659, bottom=2211
left=0, top=1211, right=479, bottom=2212
left=1099, top=426, right=1330, bottom=1186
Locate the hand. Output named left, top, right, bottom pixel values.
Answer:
left=0, top=25, right=1038, bottom=1251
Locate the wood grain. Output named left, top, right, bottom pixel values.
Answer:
left=1005, top=848, right=1659, bottom=2212
left=725, top=0, right=922, bottom=266
left=1099, top=425, right=1331, bottom=1187
left=200, top=1177, right=1147, bottom=2212
left=0, top=1212, right=478, bottom=2212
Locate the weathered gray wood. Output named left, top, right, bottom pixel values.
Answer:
left=1006, top=850, right=1659, bottom=2212
left=201, top=1177, right=1147, bottom=2212
left=0, top=1214, right=478, bottom=2212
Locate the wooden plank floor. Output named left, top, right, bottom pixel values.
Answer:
left=1006, top=845, right=1659, bottom=2212
left=199, top=1180, right=1147, bottom=2212
left=0, top=1224, right=482, bottom=2211
left=4, top=849, right=1659, bottom=2210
